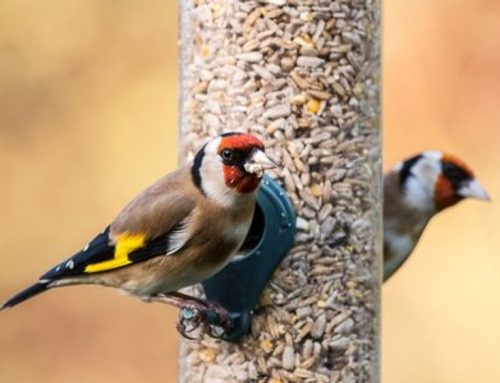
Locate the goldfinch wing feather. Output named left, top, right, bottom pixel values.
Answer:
left=42, top=186, right=196, bottom=279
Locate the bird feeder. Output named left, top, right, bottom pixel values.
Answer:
left=178, top=0, right=381, bottom=381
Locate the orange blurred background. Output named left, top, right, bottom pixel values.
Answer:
left=0, top=1, right=499, bottom=382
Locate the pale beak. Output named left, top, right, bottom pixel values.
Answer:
left=458, top=179, right=491, bottom=201
left=243, top=149, right=277, bottom=177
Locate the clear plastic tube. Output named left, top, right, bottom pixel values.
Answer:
left=178, top=1, right=381, bottom=381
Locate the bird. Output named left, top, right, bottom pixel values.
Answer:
left=0, top=132, right=276, bottom=337
left=383, top=151, right=490, bottom=282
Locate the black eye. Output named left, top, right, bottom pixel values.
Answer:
left=443, top=162, right=464, bottom=178
left=442, top=161, right=454, bottom=173
left=220, top=148, right=247, bottom=166
left=442, top=161, right=470, bottom=187
left=221, top=149, right=234, bottom=161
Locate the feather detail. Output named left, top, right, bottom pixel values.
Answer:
left=42, top=228, right=114, bottom=279
left=166, top=218, right=192, bottom=255
left=84, top=233, right=147, bottom=273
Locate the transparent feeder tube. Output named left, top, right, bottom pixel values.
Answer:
left=178, top=0, right=381, bottom=382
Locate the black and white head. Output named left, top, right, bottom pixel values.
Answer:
left=395, top=151, right=489, bottom=213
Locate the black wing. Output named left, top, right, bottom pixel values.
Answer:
left=41, top=226, right=177, bottom=280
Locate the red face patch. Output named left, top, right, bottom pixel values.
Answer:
left=434, top=174, right=461, bottom=210
left=217, top=133, right=264, bottom=154
left=218, top=133, right=265, bottom=193
left=223, top=166, right=261, bottom=193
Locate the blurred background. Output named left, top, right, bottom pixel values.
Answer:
left=0, top=0, right=499, bottom=382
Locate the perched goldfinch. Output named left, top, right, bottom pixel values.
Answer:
left=384, top=151, right=489, bottom=281
left=1, top=132, right=275, bottom=336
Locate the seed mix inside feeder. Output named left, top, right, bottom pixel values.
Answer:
left=178, top=0, right=381, bottom=381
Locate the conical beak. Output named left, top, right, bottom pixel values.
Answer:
left=458, top=179, right=491, bottom=201
left=244, top=149, right=277, bottom=177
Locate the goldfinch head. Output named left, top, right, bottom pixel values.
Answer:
left=192, top=132, right=276, bottom=205
left=395, top=151, right=489, bottom=212
left=436, top=152, right=490, bottom=210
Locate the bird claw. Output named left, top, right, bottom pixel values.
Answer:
left=204, top=304, right=233, bottom=337
left=180, top=307, right=198, bottom=320
left=176, top=306, right=203, bottom=339
left=149, top=292, right=232, bottom=339
left=176, top=302, right=232, bottom=339
left=207, top=325, right=226, bottom=338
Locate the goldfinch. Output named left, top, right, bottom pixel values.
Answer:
left=384, top=151, right=489, bottom=281
left=1, top=132, right=275, bottom=336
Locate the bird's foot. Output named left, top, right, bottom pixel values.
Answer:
left=202, top=303, right=233, bottom=338
left=177, top=306, right=205, bottom=339
left=177, top=301, right=232, bottom=339
left=150, top=293, right=232, bottom=339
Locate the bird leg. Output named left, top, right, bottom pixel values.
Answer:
left=149, top=292, right=232, bottom=339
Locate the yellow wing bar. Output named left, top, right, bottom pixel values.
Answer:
left=84, top=233, right=146, bottom=273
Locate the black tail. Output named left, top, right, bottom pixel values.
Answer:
left=0, top=280, right=51, bottom=311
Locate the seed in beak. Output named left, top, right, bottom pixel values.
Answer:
left=244, top=149, right=277, bottom=176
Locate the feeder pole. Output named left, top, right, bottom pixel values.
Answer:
left=178, top=0, right=381, bottom=382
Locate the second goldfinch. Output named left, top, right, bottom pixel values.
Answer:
left=1, top=132, right=275, bottom=336
left=384, top=151, right=489, bottom=281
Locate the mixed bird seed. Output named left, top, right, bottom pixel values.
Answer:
left=178, top=0, right=381, bottom=382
